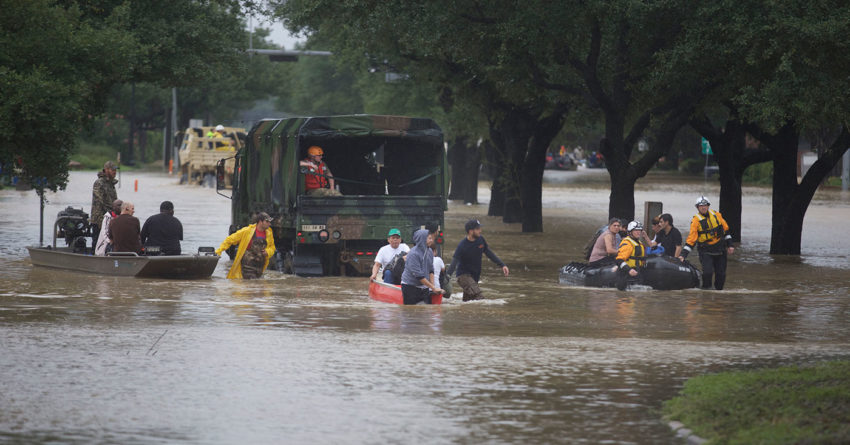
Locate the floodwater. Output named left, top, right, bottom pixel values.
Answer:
left=1, top=170, right=849, bottom=444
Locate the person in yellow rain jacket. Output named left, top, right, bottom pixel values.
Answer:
left=679, top=195, right=734, bottom=290
left=615, top=221, right=647, bottom=290
left=216, top=212, right=276, bottom=279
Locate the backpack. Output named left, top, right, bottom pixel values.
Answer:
left=386, top=252, right=407, bottom=284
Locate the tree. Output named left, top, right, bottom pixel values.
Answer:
left=278, top=0, right=577, bottom=231
left=2, top=0, right=254, bottom=191
left=0, top=0, right=136, bottom=193
left=669, top=0, right=850, bottom=254
left=532, top=0, right=707, bottom=220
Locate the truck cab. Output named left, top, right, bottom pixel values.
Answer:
left=220, top=115, right=447, bottom=276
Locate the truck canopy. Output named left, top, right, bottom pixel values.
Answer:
left=237, top=115, right=447, bottom=223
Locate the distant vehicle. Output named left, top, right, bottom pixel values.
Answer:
left=217, top=115, right=448, bottom=276
left=544, top=153, right=577, bottom=170
left=178, top=126, right=246, bottom=187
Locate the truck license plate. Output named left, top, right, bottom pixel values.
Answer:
left=301, top=224, right=326, bottom=231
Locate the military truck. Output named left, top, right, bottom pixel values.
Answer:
left=217, top=115, right=448, bottom=276
left=178, top=125, right=246, bottom=187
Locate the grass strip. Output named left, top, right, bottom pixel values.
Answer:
left=662, top=360, right=850, bottom=444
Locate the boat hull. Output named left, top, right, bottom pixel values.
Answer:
left=559, top=255, right=701, bottom=290
left=27, top=247, right=219, bottom=279
left=369, top=279, right=443, bottom=305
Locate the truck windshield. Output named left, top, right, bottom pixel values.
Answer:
left=303, top=138, right=442, bottom=196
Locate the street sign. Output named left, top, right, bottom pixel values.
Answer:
left=701, top=137, right=713, bottom=155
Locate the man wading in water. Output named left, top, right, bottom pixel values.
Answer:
left=215, top=212, right=276, bottom=279
left=446, top=219, right=509, bottom=301
left=680, top=195, right=734, bottom=290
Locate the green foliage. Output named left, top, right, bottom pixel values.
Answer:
left=678, top=158, right=706, bottom=175
left=0, top=0, right=136, bottom=192
left=1, top=0, right=254, bottom=191
left=743, top=162, right=774, bottom=185
left=663, top=361, right=850, bottom=444
left=73, top=141, right=120, bottom=170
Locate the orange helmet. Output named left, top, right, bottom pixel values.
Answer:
left=307, top=146, right=324, bottom=156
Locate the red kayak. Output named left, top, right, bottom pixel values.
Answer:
left=369, top=279, right=443, bottom=305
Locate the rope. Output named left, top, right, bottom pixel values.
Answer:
left=298, top=167, right=441, bottom=189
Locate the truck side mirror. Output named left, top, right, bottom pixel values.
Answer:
left=215, top=159, right=226, bottom=191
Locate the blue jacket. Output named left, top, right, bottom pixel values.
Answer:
left=400, top=229, right=434, bottom=288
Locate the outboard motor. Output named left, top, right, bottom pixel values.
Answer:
left=56, top=206, right=90, bottom=253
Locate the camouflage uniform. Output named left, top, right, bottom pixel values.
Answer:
left=91, top=171, right=118, bottom=227
left=240, top=235, right=267, bottom=279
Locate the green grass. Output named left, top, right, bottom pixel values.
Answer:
left=73, top=140, right=163, bottom=171
left=663, top=361, right=850, bottom=444
left=72, top=141, right=120, bottom=170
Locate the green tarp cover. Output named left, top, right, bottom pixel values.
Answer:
left=296, top=115, right=443, bottom=145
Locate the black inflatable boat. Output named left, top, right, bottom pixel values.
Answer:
left=559, top=255, right=701, bottom=290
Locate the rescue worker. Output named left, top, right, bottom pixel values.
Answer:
left=215, top=212, right=277, bottom=279
left=615, top=221, right=647, bottom=291
left=679, top=196, right=734, bottom=290
left=90, top=160, right=118, bottom=250
left=299, top=146, right=342, bottom=197
left=207, top=124, right=230, bottom=150
left=206, top=124, right=226, bottom=139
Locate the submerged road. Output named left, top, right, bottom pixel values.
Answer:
left=1, top=170, right=848, bottom=443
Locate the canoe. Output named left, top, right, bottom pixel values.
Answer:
left=27, top=246, right=220, bottom=279
left=559, top=255, right=701, bottom=290
left=369, top=279, right=443, bottom=305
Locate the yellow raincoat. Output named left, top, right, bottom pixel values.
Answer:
left=215, top=224, right=276, bottom=279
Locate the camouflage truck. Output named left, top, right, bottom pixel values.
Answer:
left=178, top=126, right=246, bottom=187
left=217, top=115, right=448, bottom=276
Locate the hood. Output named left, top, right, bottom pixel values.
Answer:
left=412, top=229, right=429, bottom=249
left=97, top=170, right=118, bottom=184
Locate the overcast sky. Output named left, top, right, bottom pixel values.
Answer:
left=251, top=16, right=305, bottom=49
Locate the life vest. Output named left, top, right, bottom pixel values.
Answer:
left=619, top=237, right=645, bottom=268
left=304, top=161, right=329, bottom=190
left=696, top=210, right=724, bottom=246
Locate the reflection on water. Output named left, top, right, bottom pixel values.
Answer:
left=1, top=171, right=849, bottom=443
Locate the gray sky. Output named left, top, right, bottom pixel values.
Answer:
left=251, top=16, right=305, bottom=49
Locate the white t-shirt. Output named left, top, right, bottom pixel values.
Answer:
left=432, top=256, right=445, bottom=289
left=374, top=243, right=410, bottom=275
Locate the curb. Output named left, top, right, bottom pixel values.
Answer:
left=668, top=421, right=708, bottom=445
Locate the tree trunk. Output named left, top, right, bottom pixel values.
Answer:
left=600, top=114, right=637, bottom=220
left=487, top=108, right=534, bottom=224
left=447, top=136, right=468, bottom=201
left=692, top=113, right=772, bottom=243
left=463, top=140, right=481, bottom=204
left=486, top=139, right=507, bottom=218
left=138, top=129, right=148, bottom=164
left=763, top=125, right=850, bottom=254
left=520, top=108, right=569, bottom=232
left=767, top=124, right=801, bottom=254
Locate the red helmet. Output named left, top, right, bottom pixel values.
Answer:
left=307, top=146, right=324, bottom=156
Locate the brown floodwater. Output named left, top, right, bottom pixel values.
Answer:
left=1, top=170, right=848, bottom=443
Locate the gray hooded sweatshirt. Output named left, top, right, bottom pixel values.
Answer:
left=400, top=229, right=434, bottom=288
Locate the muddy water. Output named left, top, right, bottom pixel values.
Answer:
left=1, top=170, right=848, bottom=443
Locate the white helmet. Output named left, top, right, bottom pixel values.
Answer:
left=627, top=221, right=643, bottom=231
left=215, top=124, right=225, bottom=131
left=695, top=195, right=710, bottom=206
